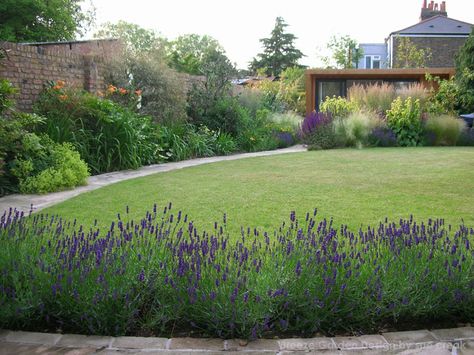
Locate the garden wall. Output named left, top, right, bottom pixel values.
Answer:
left=0, top=39, right=121, bottom=112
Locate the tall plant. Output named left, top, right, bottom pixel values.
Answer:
left=386, top=97, right=422, bottom=146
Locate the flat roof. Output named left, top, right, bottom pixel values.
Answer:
left=305, top=68, right=455, bottom=77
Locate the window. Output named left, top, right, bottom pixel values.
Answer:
left=316, top=80, right=346, bottom=110
left=364, top=55, right=381, bottom=69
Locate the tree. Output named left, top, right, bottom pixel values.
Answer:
left=94, top=21, right=165, bottom=55
left=0, top=0, right=94, bottom=42
left=250, top=17, right=304, bottom=76
left=166, top=34, right=223, bottom=75
left=455, top=28, right=474, bottom=113
left=323, top=35, right=363, bottom=69
left=394, top=37, right=432, bottom=68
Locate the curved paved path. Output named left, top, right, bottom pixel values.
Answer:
left=0, top=145, right=306, bottom=215
left=0, top=327, right=473, bottom=354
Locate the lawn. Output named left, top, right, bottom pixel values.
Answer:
left=44, top=147, right=474, bottom=234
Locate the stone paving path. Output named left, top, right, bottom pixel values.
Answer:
left=0, top=328, right=473, bottom=354
left=0, top=145, right=306, bottom=216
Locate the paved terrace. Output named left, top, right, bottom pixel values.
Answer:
left=0, top=145, right=306, bottom=215
left=0, top=327, right=473, bottom=354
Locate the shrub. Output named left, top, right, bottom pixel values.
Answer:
left=368, top=127, right=398, bottom=147
left=397, top=83, right=429, bottom=112
left=386, top=97, right=423, bottom=146
left=300, top=112, right=336, bottom=150
left=424, top=115, right=466, bottom=146
left=34, top=83, right=161, bottom=174
left=1, top=206, right=472, bottom=338
left=11, top=135, right=89, bottom=194
left=104, top=51, right=188, bottom=124
left=320, top=96, right=359, bottom=119
left=348, top=83, right=396, bottom=116
left=237, top=88, right=265, bottom=115
left=334, top=111, right=381, bottom=148
left=236, top=109, right=279, bottom=152
left=458, top=129, right=474, bottom=146
left=426, top=76, right=460, bottom=115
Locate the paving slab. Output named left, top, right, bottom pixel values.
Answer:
left=226, top=338, right=280, bottom=351
left=458, top=340, right=474, bottom=355
left=5, top=331, right=62, bottom=345
left=333, top=335, right=388, bottom=350
left=278, top=337, right=337, bottom=351
left=390, top=342, right=453, bottom=354
left=0, top=330, right=10, bottom=341
left=383, top=329, right=437, bottom=346
left=0, top=342, right=96, bottom=355
left=0, top=145, right=306, bottom=215
left=111, top=336, right=168, bottom=350
left=430, top=326, right=474, bottom=341
left=56, top=334, right=112, bottom=348
left=168, top=337, right=225, bottom=351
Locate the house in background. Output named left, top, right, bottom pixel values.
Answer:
left=355, top=1, right=473, bottom=69
left=388, top=1, right=473, bottom=67
left=357, top=43, right=388, bottom=69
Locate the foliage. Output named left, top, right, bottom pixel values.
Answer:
left=300, top=112, right=337, bottom=150
left=0, top=79, right=16, bottom=113
left=368, top=127, right=398, bottom=147
left=348, top=84, right=396, bottom=116
left=235, top=109, right=279, bottom=152
left=252, top=79, right=286, bottom=113
left=237, top=88, right=265, bottom=115
left=104, top=51, right=188, bottom=125
left=320, top=96, right=359, bottom=119
left=394, top=37, right=432, bottom=68
left=424, top=115, right=466, bottom=146
left=397, top=83, right=430, bottom=112
left=166, top=34, right=223, bottom=75
left=1, top=206, right=472, bottom=337
left=34, top=82, right=161, bottom=174
left=334, top=111, right=381, bottom=148
left=426, top=76, right=460, bottom=115
left=277, top=67, right=306, bottom=114
left=157, top=124, right=237, bottom=162
left=94, top=21, right=164, bottom=55
left=386, top=97, right=423, bottom=146
left=323, top=35, right=364, bottom=69
left=11, top=135, right=89, bottom=194
left=455, top=28, right=474, bottom=113
left=0, top=0, right=94, bottom=42
left=249, top=17, right=304, bottom=76
left=458, top=129, right=474, bottom=146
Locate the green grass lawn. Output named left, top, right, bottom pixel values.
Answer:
left=43, top=147, right=474, bottom=235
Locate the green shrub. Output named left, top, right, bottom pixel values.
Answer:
left=458, top=129, right=474, bottom=146
left=386, top=97, right=423, bottom=146
left=320, top=96, right=359, bottom=119
left=237, top=88, right=265, bottom=115
left=11, top=136, right=89, bottom=194
left=334, top=111, right=381, bottom=148
left=424, top=115, right=466, bottom=146
left=426, top=76, right=460, bottom=115
left=34, top=83, right=161, bottom=174
left=236, top=109, right=279, bottom=152
left=397, top=83, right=430, bottom=112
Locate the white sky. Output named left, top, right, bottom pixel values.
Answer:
left=85, top=0, right=474, bottom=69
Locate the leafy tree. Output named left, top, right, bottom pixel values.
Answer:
left=250, top=17, right=304, bottom=76
left=94, top=21, right=165, bottom=54
left=394, top=37, right=432, bottom=68
left=166, top=34, right=223, bottom=75
left=0, top=0, right=94, bottom=42
left=323, top=35, right=363, bottom=69
left=455, top=28, right=474, bottom=113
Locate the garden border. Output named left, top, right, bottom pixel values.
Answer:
left=0, top=327, right=473, bottom=353
left=0, top=145, right=306, bottom=216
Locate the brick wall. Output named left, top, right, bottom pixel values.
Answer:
left=393, top=36, right=467, bottom=67
left=0, top=39, right=120, bottom=112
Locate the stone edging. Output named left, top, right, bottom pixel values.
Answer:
left=0, top=327, right=473, bottom=353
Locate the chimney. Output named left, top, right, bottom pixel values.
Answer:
left=422, top=0, right=427, bottom=9
left=420, top=1, right=448, bottom=21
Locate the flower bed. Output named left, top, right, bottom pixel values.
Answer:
left=0, top=205, right=472, bottom=338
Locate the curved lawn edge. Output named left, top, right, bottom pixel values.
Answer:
left=0, top=145, right=306, bottom=216
left=1, top=327, right=473, bottom=352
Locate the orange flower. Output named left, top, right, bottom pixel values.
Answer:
left=119, top=88, right=128, bottom=95
left=135, top=89, right=142, bottom=96
left=56, top=80, right=65, bottom=87
left=106, top=84, right=117, bottom=94
left=52, top=85, right=62, bottom=90
left=97, top=91, right=104, bottom=97
left=58, top=94, right=68, bottom=101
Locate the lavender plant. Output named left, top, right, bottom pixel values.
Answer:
left=0, top=205, right=472, bottom=338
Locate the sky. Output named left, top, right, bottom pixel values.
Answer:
left=84, top=0, right=474, bottom=69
